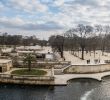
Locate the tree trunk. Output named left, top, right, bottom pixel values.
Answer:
left=81, top=47, right=84, bottom=60
left=60, top=45, right=64, bottom=58
left=61, top=51, right=63, bottom=58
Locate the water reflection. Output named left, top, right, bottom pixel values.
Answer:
left=48, top=79, right=100, bottom=100
left=0, top=77, right=109, bottom=100
left=0, top=84, right=49, bottom=100
left=88, top=76, right=110, bottom=100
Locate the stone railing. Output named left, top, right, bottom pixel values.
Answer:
left=18, top=60, right=71, bottom=65
left=17, top=61, right=71, bottom=69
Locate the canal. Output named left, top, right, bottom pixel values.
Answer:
left=0, top=76, right=110, bottom=100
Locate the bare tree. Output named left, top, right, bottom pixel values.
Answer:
left=49, top=35, right=65, bottom=58
left=64, top=29, right=79, bottom=55
left=87, top=36, right=99, bottom=57
left=95, top=25, right=110, bottom=55
left=66, top=24, right=93, bottom=60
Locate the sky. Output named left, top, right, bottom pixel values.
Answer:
left=0, top=0, right=110, bottom=40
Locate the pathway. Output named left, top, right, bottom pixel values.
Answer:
left=54, top=71, right=110, bottom=85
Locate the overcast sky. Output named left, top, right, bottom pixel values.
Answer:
left=0, top=0, right=110, bottom=39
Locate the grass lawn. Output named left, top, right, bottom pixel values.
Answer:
left=11, top=69, right=47, bottom=76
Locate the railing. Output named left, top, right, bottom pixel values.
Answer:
left=37, top=61, right=71, bottom=65
left=18, top=61, right=71, bottom=65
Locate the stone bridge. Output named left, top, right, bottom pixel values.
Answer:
left=54, top=71, right=110, bottom=85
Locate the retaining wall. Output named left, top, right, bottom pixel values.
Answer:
left=0, top=74, right=54, bottom=85
left=64, top=64, right=110, bottom=73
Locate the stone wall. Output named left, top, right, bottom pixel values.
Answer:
left=64, top=64, right=110, bottom=74
left=0, top=74, right=54, bottom=85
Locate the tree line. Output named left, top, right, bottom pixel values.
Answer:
left=48, top=24, right=110, bottom=60
left=0, top=33, right=47, bottom=47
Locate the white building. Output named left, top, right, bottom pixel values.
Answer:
left=45, top=53, right=54, bottom=61
left=0, top=59, right=12, bottom=72
left=16, top=45, right=42, bottom=51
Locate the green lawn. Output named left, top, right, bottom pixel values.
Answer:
left=11, top=69, right=47, bottom=76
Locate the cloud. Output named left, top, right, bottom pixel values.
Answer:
left=0, top=17, right=63, bottom=31
left=0, top=0, right=48, bottom=13
left=1, top=0, right=110, bottom=39
left=0, top=2, right=4, bottom=12
left=72, top=0, right=99, bottom=7
left=54, top=0, right=65, bottom=6
left=22, top=21, right=64, bottom=31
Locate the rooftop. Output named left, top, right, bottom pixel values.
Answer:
left=0, top=59, right=12, bottom=64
